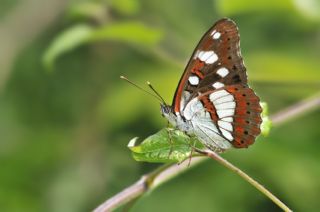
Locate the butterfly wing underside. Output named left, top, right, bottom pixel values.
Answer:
left=172, top=18, right=262, bottom=149
left=172, top=18, right=248, bottom=112
left=197, top=86, right=262, bottom=148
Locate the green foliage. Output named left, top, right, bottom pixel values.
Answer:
left=0, top=0, right=20, bottom=19
left=109, top=0, right=141, bottom=15
left=248, top=52, right=320, bottom=83
left=67, top=2, right=107, bottom=20
left=260, top=102, right=272, bottom=136
left=128, top=128, right=204, bottom=163
left=88, top=22, right=163, bottom=45
left=43, top=24, right=93, bottom=70
left=296, top=0, right=320, bottom=20
left=216, top=0, right=296, bottom=15
left=43, top=21, right=163, bottom=70
left=216, top=0, right=320, bottom=20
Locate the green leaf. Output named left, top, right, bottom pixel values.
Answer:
left=109, top=0, right=140, bottom=15
left=294, top=0, right=320, bottom=20
left=67, top=2, right=106, bottom=20
left=248, top=52, right=320, bottom=83
left=260, top=102, right=272, bottom=136
left=89, top=21, right=163, bottom=46
left=216, top=0, right=295, bottom=15
left=43, top=24, right=93, bottom=70
left=128, top=128, right=204, bottom=163
left=43, top=21, right=163, bottom=70
left=216, top=0, right=320, bottom=21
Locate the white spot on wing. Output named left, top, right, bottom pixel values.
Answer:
left=212, top=82, right=224, bottom=89
left=188, top=76, right=199, bottom=85
left=218, top=120, right=233, bottom=131
left=220, top=128, right=233, bottom=141
left=217, top=67, right=229, bottom=77
left=217, top=109, right=234, bottom=118
left=209, top=90, right=229, bottom=102
left=198, top=51, right=218, bottom=64
left=222, top=117, right=233, bottom=122
left=206, top=53, right=218, bottom=64
left=198, top=51, right=210, bottom=61
left=214, top=102, right=236, bottom=110
left=213, top=32, right=221, bottom=39
left=214, top=95, right=234, bottom=105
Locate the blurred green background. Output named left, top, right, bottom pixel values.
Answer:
left=1, top=0, right=320, bottom=211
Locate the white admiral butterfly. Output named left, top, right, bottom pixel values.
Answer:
left=161, top=18, right=262, bottom=152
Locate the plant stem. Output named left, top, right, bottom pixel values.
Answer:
left=270, top=91, right=320, bottom=126
left=93, top=158, right=206, bottom=212
left=94, top=92, right=320, bottom=212
left=93, top=176, right=147, bottom=212
left=195, top=149, right=292, bottom=212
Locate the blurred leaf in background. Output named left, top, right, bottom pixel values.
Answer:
left=0, top=0, right=319, bottom=211
left=43, top=22, right=163, bottom=70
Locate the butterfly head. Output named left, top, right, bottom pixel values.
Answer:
left=160, top=104, right=172, bottom=117
left=160, top=104, right=178, bottom=126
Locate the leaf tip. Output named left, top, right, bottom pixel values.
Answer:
left=128, top=137, right=139, bottom=149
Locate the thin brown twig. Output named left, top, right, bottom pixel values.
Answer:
left=93, top=158, right=206, bottom=212
left=94, top=92, right=320, bottom=212
left=270, top=91, right=320, bottom=126
left=94, top=176, right=147, bottom=212
left=195, top=149, right=292, bottom=212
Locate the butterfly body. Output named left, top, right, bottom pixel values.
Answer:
left=161, top=18, right=262, bottom=152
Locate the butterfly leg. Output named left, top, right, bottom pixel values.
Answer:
left=186, top=136, right=198, bottom=166
left=165, top=124, right=174, bottom=157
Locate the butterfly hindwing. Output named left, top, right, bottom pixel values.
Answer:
left=173, top=18, right=248, bottom=113
left=198, top=85, right=262, bottom=148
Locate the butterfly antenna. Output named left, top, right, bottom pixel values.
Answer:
left=120, top=76, right=164, bottom=104
left=146, top=81, right=167, bottom=105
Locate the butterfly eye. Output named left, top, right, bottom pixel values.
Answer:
left=161, top=105, right=172, bottom=116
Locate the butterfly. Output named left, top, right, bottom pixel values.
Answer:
left=161, top=18, right=262, bottom=152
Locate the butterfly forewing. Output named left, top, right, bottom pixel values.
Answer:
left=173, top=18, right=248, bottom=113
